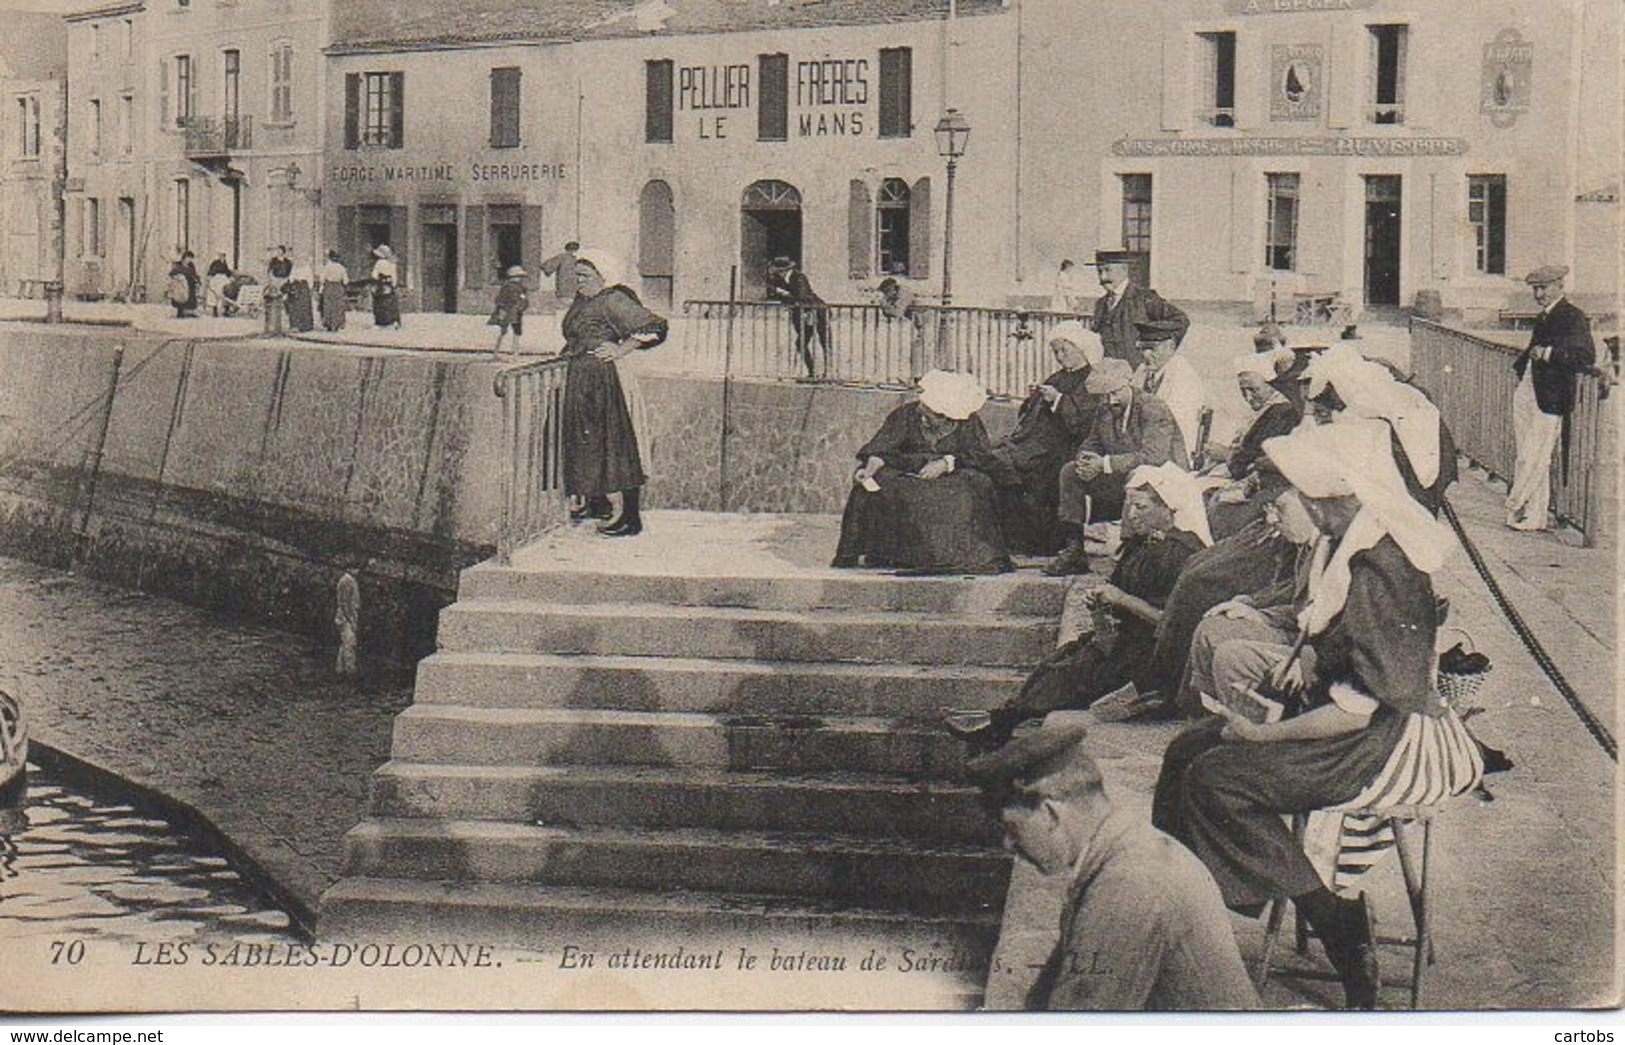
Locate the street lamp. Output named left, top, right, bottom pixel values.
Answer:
left=933, top=108, right=971, bottom=310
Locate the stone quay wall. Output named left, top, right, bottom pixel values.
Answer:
left=0, top=329, right=1019, bottom=659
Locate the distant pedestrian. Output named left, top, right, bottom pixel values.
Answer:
left=167, top=251, right=199, bottom=318
left=540, top=241, right=581, bottom=305
left=319, top=250, right=348, bottom=332
left=1507, top=265, right=1595, bottom=531
left=370, top=244, right=401, bottom=329
left=1054, top=259, right=1089, bottom=314
left=488, top=265, right=530, bottom=359
left=267, top=245, right=293, bottom=284
left=283, top=259, right=315, bottom=332
left=766, top=256, right=831, bottom=381
left=205, top=252, right=233, bottom=316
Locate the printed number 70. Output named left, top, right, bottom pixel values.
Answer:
left=49, top=940, right=86, bottom=965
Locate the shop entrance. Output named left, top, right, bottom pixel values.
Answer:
left=420, top=208, right=458, bottom=313
left=739, top=180, right=802, bottom=300
left=1363, top=175, right=1402, bottom=306
left=639, top=180, right=675, bottom=312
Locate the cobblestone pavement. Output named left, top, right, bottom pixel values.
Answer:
left=0, top=559, right=413, bottom=919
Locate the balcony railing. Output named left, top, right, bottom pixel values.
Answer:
left=182, top=114, right=252, bottom=159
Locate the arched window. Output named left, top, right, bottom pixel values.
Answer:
left=875, top=178, right=911, bottom=276
left=741, top=180, right=802, bottom=210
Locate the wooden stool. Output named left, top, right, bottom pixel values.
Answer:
left=1256, top=804, right=1439, bottom=1009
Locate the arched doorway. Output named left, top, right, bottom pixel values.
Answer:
left=638, top=179, right=675, bottom=311
left=740, top=179, right=801, bottom=300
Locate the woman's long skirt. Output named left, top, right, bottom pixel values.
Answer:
left=372, top=284, right=401, bottom=328
left=834, top=470, right=1011, bottom=574
left=319, top=282, right=347, bottom=331
left=561, top=353, right=645, bottom=498
left=284, top=281, right=315, bottom=332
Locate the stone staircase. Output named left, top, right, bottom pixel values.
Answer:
left=318, top=515, right=1066, bottom=1001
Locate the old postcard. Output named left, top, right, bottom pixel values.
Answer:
left=0, top=0, right=1618, bottom=1017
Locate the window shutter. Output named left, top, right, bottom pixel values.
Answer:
left=463, top=205, right=486, bottom=288
left=490, top=67, right=521, bottom=148
left=646, top=59, right=673, bottom=143
left=1229, top=169, right=1251, bottom=274
left=758, top=54, right=787, bottom=141
left=344, top=73, right=359, bottom=148
left=847, top=180, right=872, bottom=279
left=186, top=55, right=197, bottom=123
left=521, top=205, right=545, bottom=291
left=908, top=176, right=932, bottom=280
left=389, top=72, right=405, bottom=148
left=878, top=48, right=912, bottom=138
left=1327, top=22, right=1361, bottom=129
left=159, top=58, right=169, bottom=130
left=335, top=205, right=357, bottom=274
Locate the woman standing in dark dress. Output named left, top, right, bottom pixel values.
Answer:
left=560, top=250, right=667, bottom=536
left=833, top=370, right=1011, bottom=575
left=283, top=260, right=315, bottom=332
left=370, top=245, right=402, bottom=329
left=1151, top=420, right=1480, bottom=1010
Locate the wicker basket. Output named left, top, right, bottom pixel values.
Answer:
left=1437, top=627, right=1492, bottom=709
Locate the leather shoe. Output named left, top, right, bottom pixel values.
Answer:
left=942, top=709, right=1011, bottom=750
left=1324, top=894, right=1380, bottom=1010
left=598, top=518, right=643, bottom=537
left=1043, top=540, right=1091, bottom=577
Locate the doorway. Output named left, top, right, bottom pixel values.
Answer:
left=1363, top=175, right=1402, bottom=306
left=740, top=179, right=802, bottom=300
left=421, top=221, right=458, bottom=313
left=119, top=197, right=136, bottom=295
left=639, top=179, right=675, bottom=311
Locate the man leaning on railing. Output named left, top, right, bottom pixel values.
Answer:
left=1507, top=265, right=1595, bottom=533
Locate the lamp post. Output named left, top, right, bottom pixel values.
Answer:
left=932, top=109, right=970, bottom=368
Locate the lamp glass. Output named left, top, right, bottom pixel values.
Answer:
left=933, top=108, right=971, bottom=159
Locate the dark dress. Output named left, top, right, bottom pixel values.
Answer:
left=1205, top=398, right=1305, bottom=541
left=991, top=367, right=1099, bottom=554
left=1003, top=529, right=1205, bottom=719
left=560, top=285, right=668, bottom=498
left=320, top=279, right=347, bottom=331
left=833, top=402, right=1011, bottom=574
left=283, top=279, right=315, bottom=331
left=371, top=275, right=402, bottom=328
left=1151, top=536, right=1440, bottom=911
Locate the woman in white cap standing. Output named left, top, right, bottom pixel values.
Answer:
left=1152, top=419, right=1481, bottom=1010
left=370, top=244, right=402, bottom=329
left=833, top=370, right=1010, bottom=575
left=560, top=249, right=667, bottom=536
left=488, top=265, right=530, bottom=359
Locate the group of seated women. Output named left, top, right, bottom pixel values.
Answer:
left=837, top=334, right=1487, bottom=1009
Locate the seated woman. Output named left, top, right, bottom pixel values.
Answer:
left=945, top=463, right=1212, bottom=746
left=833, top=370, right=1011, bottom=576
left=1151, top=419, right=1481, bottom=1010
left=989, top=319, right=1102, bottom=554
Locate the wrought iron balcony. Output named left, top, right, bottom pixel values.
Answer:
left=182, top=115, right=253, bottom=160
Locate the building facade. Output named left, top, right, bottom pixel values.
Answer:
left=1016, top=0, right=1621, bottom=315
left=66, top=0, right=330, bottom=301
left=0, top=14, right=68, bottom=297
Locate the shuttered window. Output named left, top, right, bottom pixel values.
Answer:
left=878, top=47, right=912, bottom=138
left=490, top=66, right=521, bottom=149
left=907, top=177, right=931, bottom=280
left=645, top=59, right=673, bottom=143
left=758, top=53, right=788, bottom=141
left=1468, top=174, right=1507, bottom=275
left=270, top=43, right=294, bottom=123
left=351, top=71, right=403, bottom=148
left=876, top=178, right=911, bottom=276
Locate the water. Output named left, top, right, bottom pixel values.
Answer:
left=0, top=765, right=303, bottom=948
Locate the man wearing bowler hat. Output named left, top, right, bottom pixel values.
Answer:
left=1048, top=357, right=1189, bottom=575
left=1507, top=265, right=1594, bottom=531
left=1091, top=254, right=1189, bottom=366
left=967, top=724, right=1256, bottom=1011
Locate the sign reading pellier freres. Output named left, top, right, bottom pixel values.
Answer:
left=679, top=57, right=871, bottom=140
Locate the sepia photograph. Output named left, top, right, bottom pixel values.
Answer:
left=0, top=0, right=1618, bottom=1019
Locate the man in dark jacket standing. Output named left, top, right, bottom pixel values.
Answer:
left=767, top=256, right=832, bottom=380
left=1091, top=255, right=1189, bottom=366
left=1507, top=265, right=1595, bottom=531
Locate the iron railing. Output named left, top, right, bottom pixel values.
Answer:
left=182, top=115, right=253, bottom=158
left=1411, top=319, right=1613, bottom=541
left=677, top=299, right=1080, bottom=399
left=493, top=356, right=569, bottom=564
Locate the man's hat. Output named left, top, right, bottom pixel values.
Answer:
left=1085, top=356, right=1135, bottom=394
left=1093, top=249, right=1131, bottom=269
left=506, top=265, right=528, bottom=277
left=769, top=256, right=794, bottom=271
left=1253, top=322, right=1287, bottom=348
left=1133, top=318, right=1184, bottom=344
left=1524, top=265, right=1569, bottom=286
left=964, top=724, right=1092, bottom=801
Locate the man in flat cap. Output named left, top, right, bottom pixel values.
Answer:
left=968, top=724, right=1257, bottom=1011
left=1048, top=357, right=1190, bottom=575
left=1507, top=265, right=1595, bottom=531
left=1132, top=318, right=1205, bottom=463
left=1092, top=255, right=1189, bottom=366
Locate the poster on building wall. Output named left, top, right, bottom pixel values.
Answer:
left=1, top=0, right=1623, bottom=1033
left=1482, top=28, right=1534, bottom=127
left=1269, top=44, right=1325, bottom=121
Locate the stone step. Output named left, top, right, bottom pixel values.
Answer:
left=341, top=819, right=1009, bottom=911
left=459, top=562, right=1067, bottom=618
left=389, top=705, right=974, bottom=779
left=367, top=761, right=997, bottom=845
left=317, top=878, right=997, bottom=1008
left=436, top=601, right=1056, bottom=668
left=413, top=652, right=1030, bottom=717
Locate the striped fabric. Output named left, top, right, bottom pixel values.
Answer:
left=1304, top=708, right=1484, bottom=891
